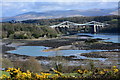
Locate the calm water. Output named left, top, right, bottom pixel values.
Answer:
left=7, top=46, right=107, bottom=61
left=76, top=33, right=120, bottom=43
left=7, top=33, right=119, bottom=61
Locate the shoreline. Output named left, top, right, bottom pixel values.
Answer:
left=1, top=37, right=119, bottom=68
left=2, top=36, right=120, bottom=56
left=3, top=50, right=119, bottom=68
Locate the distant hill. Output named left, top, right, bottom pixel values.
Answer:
left=1, top=8, right=118, bottom=22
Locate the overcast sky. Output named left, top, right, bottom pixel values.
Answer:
left=0, top=1, right=119, bottom=17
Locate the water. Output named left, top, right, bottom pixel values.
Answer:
left=7, top=46, right=107, bottom=61
left=7, top=33, right=119, bottom=61
left=76, top=33, right=120, bottom=43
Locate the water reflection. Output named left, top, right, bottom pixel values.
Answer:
left=7, top=46, right=107, bottom=61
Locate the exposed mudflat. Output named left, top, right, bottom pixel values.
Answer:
left=1, top=35, right=120, bottom=68
left=81, top=51, right=119, bottom=58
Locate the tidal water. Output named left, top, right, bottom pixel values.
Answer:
left=7, top=33, right=119, bottom=61
left=76, top=33, right=120, bottom=43
left=7, top=46, right=107, bottom=61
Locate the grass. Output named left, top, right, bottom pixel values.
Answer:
left=0, top=71, right=10, bottom=77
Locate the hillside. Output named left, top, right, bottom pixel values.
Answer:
left=1, top=8, right=118, bottom=22
left=20, top=15, right=120, bottom=33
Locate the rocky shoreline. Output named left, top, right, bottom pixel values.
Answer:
left=2, top=37, right=120, bottom=56
left=81, top=51, right=119, bottom=58
left=1, top=35, right=120, bottom=68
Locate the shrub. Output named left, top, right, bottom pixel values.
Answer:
left=0, top=66, right=119, bottom=80
left=9, top=31, right=33, bottom=39
left=13, top=57, right=42, bottom=73
left=2, top=58, right=13, bottom=68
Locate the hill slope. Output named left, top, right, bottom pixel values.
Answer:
left=1, top=8, right=118, bottom=22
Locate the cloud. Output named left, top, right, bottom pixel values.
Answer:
left=21, top=9, right=27, bottom=12
left=0, top=2, right=118, bottom=17
left=1, top=2, right=32, bottom=17
left=1, top=0, right=119, bottom=2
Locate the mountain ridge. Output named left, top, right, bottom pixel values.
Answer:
left=1, top=8, right=118, bottom=22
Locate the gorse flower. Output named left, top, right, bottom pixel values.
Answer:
left=78, top=70, right=83, bottom=74
left=99, top=71, right=105, bottom=75
left=52, top=68, right=63, bottom=76
left=112, top=66, right=117, bottom=69
left=0, top=67, right=119, bottom=79
left=83, top=70, right=88, bottom=73
left=113, top=69, right=119, bottom=73
left=103, top=69, right=109, bottom=72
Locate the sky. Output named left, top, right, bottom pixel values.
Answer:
left=0, top=0, right=119, bottom=17
left=0, top=0, right=119, bottom=2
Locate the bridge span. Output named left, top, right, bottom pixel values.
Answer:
left=50, top=21, right=108, bottom=33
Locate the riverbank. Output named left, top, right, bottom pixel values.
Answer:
left=2, top=35, right=120, bottom=56
left=2, top=35, right=120, bottom=69
left=3, top=50, right=119, bottom=69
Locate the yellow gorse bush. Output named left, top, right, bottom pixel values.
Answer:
left=112, top=66, right=117, bottom=69
left=103, top=69, right=110, bottom=72
left=0, top=66, right=119, bottom=80
left=52, top=69, right=63, bottom=76
left=78, top=70, right=83, bottom=74
left=113, top=69, right=119, bottom=73
left=0, top=74, right=9, bottom=79
left=99, top=71, right=105, bottom=75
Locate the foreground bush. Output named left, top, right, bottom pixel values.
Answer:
left=13, top=57, right=42, bottom=73
left=0, top=66, right=119, bottom=80
left=2, top=58, right=13, bottom=68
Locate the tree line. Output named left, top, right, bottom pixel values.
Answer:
left=21, top=15, right=120, bottom=33
left=1, top=15, right=120, bottom=39
left=21, top=15, right=118, bottom=25
left=1, top=23, right=58, bottom=39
